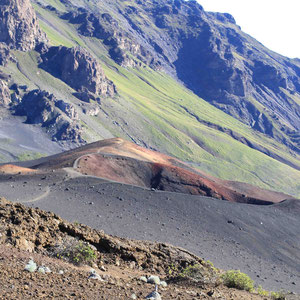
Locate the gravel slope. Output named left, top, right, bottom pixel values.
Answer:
left=0, top=170, right=299, bottom=293
left=0, top=115, right=62, bottom=162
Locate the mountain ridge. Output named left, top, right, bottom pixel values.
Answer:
left=0, top=0, right=299, bottom=197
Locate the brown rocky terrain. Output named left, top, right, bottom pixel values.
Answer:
left=0, top=158, right=299, bottom=294
left=0, top=164, right=35, bottom=174
left=0, top=197, right=289, bottom=299
left=0, top=1, right=299, bottom=296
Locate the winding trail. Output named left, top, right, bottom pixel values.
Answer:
left=18, top=186, right=50, bottom=204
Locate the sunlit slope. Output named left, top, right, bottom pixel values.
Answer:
left=10, top=1, right=299, bottom=197
left=103, top=66, right=300, bottom=196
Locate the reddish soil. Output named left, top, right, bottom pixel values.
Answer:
left=22, top=138, right=293, bottom=204
left=0, top=164, right=36, bottom=175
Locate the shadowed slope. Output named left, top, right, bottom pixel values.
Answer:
left=12, top=138, right=292, bottom=204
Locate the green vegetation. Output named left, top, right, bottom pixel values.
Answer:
left=221, top=270, right=254, bottom=292
left=39, top=21, right=74, bottom=47
left=256, top=286, right=287, bottom=299
left=53, top=237, right=97, bottom=266
left=169, top=264, right=287, bottom=297
left=103, top=64, right=300, bottom=196
left=17, top=151, right=45, bottom=161
left=178, top=264, right=206, bottom=281
left=222, top=272, right=287, bottom=298
left=7, top=0, right=299, bottom=197
left=167, top=261, right=218, bottom=286
left=270, top=291, right=286, bottom=300
left=257, top=285, right=270, bottom=297
left=33, top=3, right=85, bottom=47
left=71, top=242, right=97, bottom=265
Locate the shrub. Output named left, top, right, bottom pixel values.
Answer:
left=168, top=263, right=178, bottom=276
left=270, top=291, right=286, bottom=300
left=257, top=285, right=269, bottom=297
left=180, top=264, right=204, bottom=280
left=71, top=241, right=97, bottom=265
left=50, top=237, right=97, bottom=266
left=221, top=270, right=254, bottom=291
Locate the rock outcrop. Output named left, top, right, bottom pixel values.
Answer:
left=0, top=79, right=10, bottom=106
left=0, top=43, right=11, bottom=66
left=14, top=89, right=83, bottom=144
left=0, top=0, right=47, bottom=51
left=61, top=9, right=162, bottom=69
left=39, top=46, right=116, bottom=102
left=58, top=0, right=300, bottom=152
left=0, top=197, right=213, bottom=275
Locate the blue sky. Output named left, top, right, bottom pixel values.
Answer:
left=198, top=0, right=300, bottom=59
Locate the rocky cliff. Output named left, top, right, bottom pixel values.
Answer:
left=39, top=46, right=116, bottom=102
left=0, top=0, right=299, bottom=197
left=61, top=9, right=162, bottom=69
left=0, top=43, right=11, bottom=66
left=0, top=0, right=47, bottom=51
left=56, top=0, right=300, bottom=152
left=14, top=89, right=83, bottom=145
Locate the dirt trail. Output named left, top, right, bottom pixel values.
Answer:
left=18, top=186, right=50, bottom=203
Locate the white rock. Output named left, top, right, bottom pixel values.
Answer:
left=24, top=259, right=37, bottom=272
left=100, top=265, right=107, bottom=272
left=88, top=269, right=103, bottom=281
left=147, top=275, right=160, bottom=285
left=145, top=288, right=161, bottom=300
left=139, top=276, right=147, bottom=283
left=38, top=267, right=45, bottom=274
left=160, top=281, right=167, bottom=287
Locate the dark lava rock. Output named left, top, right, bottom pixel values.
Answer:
left=39, top=46, right=116, bottom=99
left=0, top=79, right=10, bottom=106
left=0, top=43, right=11, bottom=66
left=14, top=89, right=83, bottom=144
left=61, top=10, right=162, bottom=69
left=0, top=0, right=48, bottom=51
left=59, top=0, right=300, bottom=152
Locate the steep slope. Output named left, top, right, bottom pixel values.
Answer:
left=53, top=0, right=300, bottom=153
left=39, top=46, right=116, bottom=100
left=0, top=0, right=299, bottom=197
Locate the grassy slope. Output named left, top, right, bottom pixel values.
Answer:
left=11, top=2, right=300, bottom=197
left=104, top=65, right=300, bottom=195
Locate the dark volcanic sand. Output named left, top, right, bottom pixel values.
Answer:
left=0, top=170, right=299, bottom=293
